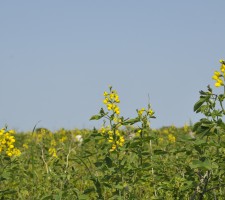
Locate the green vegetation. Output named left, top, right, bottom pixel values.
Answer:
left=1, top=60, right=225, bottom=199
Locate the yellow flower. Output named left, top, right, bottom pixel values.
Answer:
left=115, top=96, right=120, bottom=103
left=0, top=128, right=21, bottom=157
left=138, top=108, right=145, bottom=116
left=103, top=91, right=108, bottom=96
left=110, top=93, right=115, bottom=99
left=50, top=139, right=57, bottom=146
left=148, top=109, right=154, bottom=116
left=212, top=75, right=219, bottom=80
left=7, top=152, right=12, bottom=157
left=107, top=103, right=113, bottom=110
left=212, top=69, right=224, bottom=87
left=163, top=129, right=169, bottom=134
left=108, top=130, right=113, bottom=136
left=0, top=129, right=4, bottom=135
left=221, top=64, right=225, bottom=73
left=119, top=136, right=125, bottom=146
left=168, top=134, right=176, bottom=143
left=108, top=136, right=113, bottom=143
left=114, top=107, right=120, bottom=115
left=8, top=130, right=15, bottom=134
left=116, top=130, right=122, bottom=136
left=1, top=140, right=6, bottom=145
left=12, top=148, right=21, bottom=156
left=59, top=136, right=67, bottom=142
left=109, top=144, right=117, bottom=152
left=99, top=127, right=107, bottom=135
left=215, top=78, right=224, bottom=87
left=214, top=71, right=221, bottom=77
left=48, top=147, right=57, bottom=158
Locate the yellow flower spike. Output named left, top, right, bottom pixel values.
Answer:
left=168, top=134, right=176, bottom=143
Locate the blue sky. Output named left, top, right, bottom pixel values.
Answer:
left=1, top=1, right=225, bottom=131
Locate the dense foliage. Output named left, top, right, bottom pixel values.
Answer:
left=1, top=60, right=225, bottom=199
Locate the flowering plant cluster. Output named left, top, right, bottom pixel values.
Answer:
left=212, top=59, right=225, bottom=87
left=97, top=86, right=125, bottom=152
left=0, top=127, right=21, bottom=157
left=103, top=89, right=120, bottom=115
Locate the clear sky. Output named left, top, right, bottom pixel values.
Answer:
left=1, top=1, right=225, bottom=131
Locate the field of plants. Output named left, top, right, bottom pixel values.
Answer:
left=1, top=60, right=225, bottom=199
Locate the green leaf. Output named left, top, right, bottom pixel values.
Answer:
left=122, top=117, right=140, bottom=125
left=83, top=187, right=96, bottom=194
left=190, top=159, right=212, bottom=170
left=194, top=97, right=206, bottom=112
left=154, top=150, right=167, bottom=155
left=41, top=194, right=52, bottom=200
left=90, top=114, right=103, bottom=120
left=0, top=189, right=16, bottom=195
left=141, top=151, right=150, bottom=156
left=53, top=194, right=61, bottom=200
left=94, top=161, right=103, bottom=167
left=115, top=184, right=124, bottom=190
left=79, top=194, right=90, bottom=200
left=105, top=156, right=113, bottom=168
